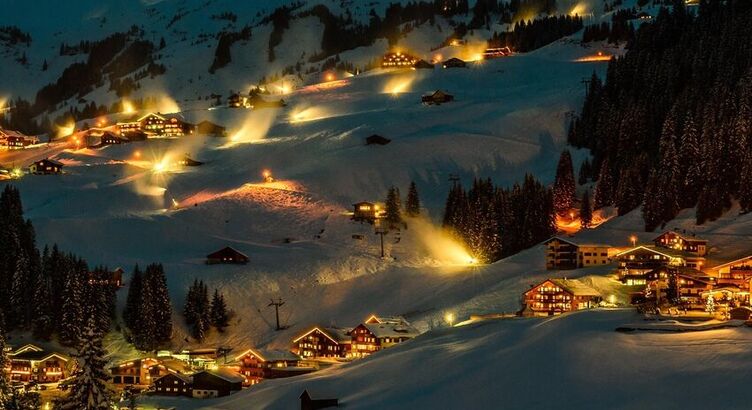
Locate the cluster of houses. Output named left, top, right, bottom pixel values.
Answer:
left=2, top=344, right=74, bottom=385
left=291, top=315, right=420, bottom=360
left=381, top=47, right=511, bottom=71
left=108, top=314, right=417, bottom=400
left=526, top=230, right=752, bottom=318
left=0, top=128, right=39, bottom=150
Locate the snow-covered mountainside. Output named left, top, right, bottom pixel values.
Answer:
left=8, top=1, right=745, bottom=409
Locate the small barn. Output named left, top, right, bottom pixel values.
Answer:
left=365, top=135, right=391, bottom=146
left=152, top=373, right=193, bottom=397
left=206, top=247, right=249, bottom=265
left=413, top=59, right=434, bottom=70
left=300, top=389, right=339, bottom=410
left=192, top=370, right=243, bottom=398
left=352, top=202, right=381, bottom=223
left=29, top=158, right=63, bottom=175
left=196, top=120, right=227, bottom=137
left=422, top=90, right=454, bottom=105
left=442, top=57, right=467, bottom=68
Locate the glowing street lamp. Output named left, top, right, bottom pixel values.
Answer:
left=630, top=235, right=637, bottom=247
left=444, top=312, right=455, bottom=327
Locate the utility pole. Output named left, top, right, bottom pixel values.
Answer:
left=268, top=298, right=285, bottom=331
left=375, top=226, right=388, bottom=258
left=581, top=77, right=592, bottom=96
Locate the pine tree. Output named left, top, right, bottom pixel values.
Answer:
left=144, top=264, right=172, bottom=347
left=31, top=271, right=54, bottom=340
left=210, top=289, right=229, bottom=332
left=553, top=150, right=576, bottom=215
left=705, top=294, right=715, bottom=313
left=405, top=181, right=421, bottom=217
left=739, top=148, right=752, bottom=213
left=59, top=258, right=85, bottom=346
left=384, top=186, right=403, bottom=229
left=580, top=190, right=592, bottom=229
left=578, top=158, right=591, bottom=185
left=122, top=265, right=142, bottom=333
left=593, top=158, right=614, bottom=209
left=0, top=315, right=9, bottom=404
left=59, top=317, right=112, bottom=410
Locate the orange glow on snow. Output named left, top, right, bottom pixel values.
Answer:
left=556, top=209, right=614, bottom=234
left=410, top=217, right=478, bottom=266
left=575, top=51, right=612, bottom=62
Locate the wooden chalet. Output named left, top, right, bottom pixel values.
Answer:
left=88, top=267, right=124, bottom=288
left=422, top=90, right=454, bottom=105
left=7, top=345, right=71, bottom=383
left=442, top=57, right=467, bottom=68
left=300, top=389, right=339, bottom=410
left=178, top=154, right=203, bottom=167
left=643, top=267, right=715, bottom=306
left=381, top=51, right=417, bottom=68
left=117, top=113, right=194, bottom=137
left=152, top=373, right=193, bottom=397
left=5, top=135, right=39, bottom=149
left=413, top=59, right=435, bottom=69
left=544, top=237, right=613, bottom=270
left=352, top=202, right=383, bottom=223
left=224, top=348, right=309, bottom=386
left=653, top=230, right=707, bottom=256
left=365, top=134, right=391, bottom=146
left=521, top=278, right=601, bottom=317
left=206, top=246, right=249, bottom=265
left=482, top=47, right=512, bottom=59
left=707, top=256, right=752, bottom=286
left=348, top=320, right=419, bottom=359
left=110, top=357, right=161, bottom=386
left=196, top=120, right=227, bottom=137
left=29, top=158, right=63, bottom=175
left=191, top=369, right=244, bottom=398
left=292, top=327, right=351, bottom=359
left=614, top=245, right=705, bottom=285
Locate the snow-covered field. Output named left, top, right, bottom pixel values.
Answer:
left=5, top=1, right=745, bottom=409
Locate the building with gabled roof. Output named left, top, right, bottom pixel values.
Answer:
left=544, top=236, right=613, bottom=270
left=442, top=57, right=467, bottom=68
left=29, top=158, right=63, bottom=175
left=206, top=246, right=249, bottom=265
left=348, top=319, right=420, bottom=359
left=191, top=369, right=244, bottom=398
left=421, top=90, right=454, bottom=105
left=521, top=278, right=601, bottom=317
left=7, top=347, right=71, bottom=383
left=152, top=372, right=193, bottom=397
left=653, top=230, right=707, bottom=256
left=292, top=327, right=351, bottom=359
left=224, top=348, right=311, bottom=386
left=615, top=245, right=705, bottom=285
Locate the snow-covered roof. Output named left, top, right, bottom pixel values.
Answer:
left=156, top=372, right=193, bottom=384
left=616, top=245, right=689, bottom=259
left=233, top=348, right=300, bottom=362
left=544, top=236, right=611, bottom=248
left=362, top=322, right=420, bottom=339
left=548, top=278, right=600, bottom=297
left=652, top=230, right=707, bottom=243
left=293, top=327, right=352, bottom=344
left=202, top=369, right=245, bottom=384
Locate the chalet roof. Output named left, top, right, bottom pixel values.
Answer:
left=32, top=158, right=63, bottom=167
left=544, top=236, right=611, bottom=248
left=10, top=344, right=43, bottom=355
left=365, top=134, right=391, bottom=145
left=548, top=278, right=600, bottom=297
left=364, top=315, right=408, bottom=325
left=11, top=350, right=69, bottom=362
left=200, top=369, right=245, bottom=384
left=616, top=245, right=687, bottom=259
left=363, top=322, right=420, bottom=339
left=444, top=57, right=466, bottom=63
left=156, top=372, right=193, bottom=384
left=233, top=348, right=300, bottom=363
left=293, top=326, right=351, bottom=344
left=710, top=255, right=752, bottom=271
left=413, top=59, right=434, bottom=69
left=300, top=389, right=338, bottom=400
left=206, top=246, right=249, bottom=260
left=652, top=230, right=707, bottom=244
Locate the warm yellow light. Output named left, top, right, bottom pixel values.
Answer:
left=630, top=235, right=637, bottom=246
left=122, top=100, right=135, bottom=114
left=262, top=169, right=271, bottom=179
left=444, top=312, right=455, bottom=326
left=134, top=150, right=141, bottom=159
left=153, top=161, right=166, bottom=173
left=325, top=73, right=335, bottom=82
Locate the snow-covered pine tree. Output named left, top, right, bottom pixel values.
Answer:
left=705, top=294, right=715, bottom=313
left=210, top=289, right=229, bottom=332
left=183, top=279, right=200, bottom=327
left=384, top=186, right=403, bottom=229
left=679, top=114, right=701, bottom=208
left=578, top=157, right=591, bottom=185
left=59, top=258, right=85, bottom=346
left=552, top=150, right=576, bottom=215
left=145, top=264, right=172, bottom=347
left=32, top=270, right=54, bottom=340
left=580, top=190, right=592, bottom=229
left=0, top=314, right=8, bottom=405
left=59, top=317, right=112, bottom=410
left=405, top=181, right=421, bottom=217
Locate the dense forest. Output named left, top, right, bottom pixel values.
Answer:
left=569, top=0, right=752, bottom=230
left=443, top=175, right=557, bottom=263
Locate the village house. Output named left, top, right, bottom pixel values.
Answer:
left=365, top=134, right=391, bottom=146
left=413, top=59, right=434, bottom=69
left=6, top=345, right=71, bottom=383
left=178, top=154, right=203, bottom=167
left=348, top=318, right=420, bottom=359
left=544, top=237, right=613, bottom=270
left=206, top=246, right=249, bottom=265
left=482, top=47, right=512, bottom=59
left=642, top=267, right=715, bottom=307
left=614, top=245, right=706, bottom=285
left=29, top=158, right=63, bottom=175
left=6, top=135, right=39, bottom=149
left=300, top=389, right=339, bottom=410
left=191, top=369, right=244, bottom=398
left=706, top=256, right=752, bottom=286
left=442, top=57, right=467, bottom=68
left=381, top=51, right=417, bottom=68
left=110, top=358, right=162, bottom=386
left=352, top=202, right=384, bottom=223
left=521, top=278, right=601, bottom=316
left=223, top=348, right=310, bottom=386
left=117, top=113, right=194, bottom=137
left=292, top=327, right=351, bottom=359
left=653, top=230, right=708, bottom=257
left=152, top=373, right=193, bottom=397
left=422, top=90, right=454, bottom=105
left=196, top=120, right=227, bottom=137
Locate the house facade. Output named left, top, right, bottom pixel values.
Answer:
left=152, top=373, right=193, bottom=397
left=348, top=320, right=419, bottom=359
left=225, top=348, right=305, bottom=386
left=352, top=202, right=383, bottom=223
left=381, top=52, right=417, bottom=68
left=653, top=231, right=707, bottom=256
left=521, top=278, right=601, bottom=316
left=421, top=90, right=454, bottom=105
left=292, top=327, right=350, bottom=359
left=117, top=113, right=194, bottom=137
left=110, top=358, right=161, bottom=386
left=191, top=370, right=244, bottom=398
left=29, top=158, right=63, bottom=175
left=544, top=237, right=612, bottom=270
left=6, top=345, right=71, bottom=383
left=206, top=247, right=249, bottom=265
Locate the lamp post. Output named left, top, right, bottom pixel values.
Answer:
left=630, top=235, right=637, bottom=247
